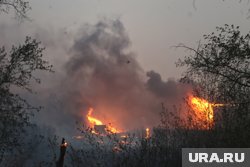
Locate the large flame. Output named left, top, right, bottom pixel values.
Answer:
left=190, top=97, right=214, bottom=122
left=87, top=107, right=103, bottom=126
left=189, top=96, right=224, bottom=129
left=86, top=107, right=120, bottom=134
left=189, top=96, right=216, bottom=129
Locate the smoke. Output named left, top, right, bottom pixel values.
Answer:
left=0, top=16, right=197, bottom=166
left=146, top=70, right=190, bottom=100
left=0, top=19, right=191, bottom=136
left=36, top=19, right=191, bottom=134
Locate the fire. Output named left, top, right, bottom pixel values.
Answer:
left=189, top=96, right=214, bottom=129
left=87, top=107, right=103, bottom=125
left=86, top=107, right=120, bottom=134
left=145, top=128, right=150, bottom=139
left=189, top=96, right=224, bottom=129
left=61, top=142, right=68, bottom=147
left=190, top=97, right=214, bottom=122
left=107, top=123, right=120, bottom=134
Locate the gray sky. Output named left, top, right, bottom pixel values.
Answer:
left=1, top=0, right=250, bottom=79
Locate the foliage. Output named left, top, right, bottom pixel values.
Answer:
left=178, top=25, right=250, bottom=89
left=177, top=24, right=250, bottom=144
left=0, top=37, right=52, bottom=163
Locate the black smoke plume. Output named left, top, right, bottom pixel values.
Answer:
left=37, top=19, right=190, bottom=134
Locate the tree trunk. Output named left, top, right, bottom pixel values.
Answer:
left=56, top=138, right=67, bottom=167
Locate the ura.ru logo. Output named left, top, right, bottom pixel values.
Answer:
left=189, top=153, right=245, bottom=163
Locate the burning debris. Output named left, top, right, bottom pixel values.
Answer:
left=86, top=107, right=120, bottom=134
left=94, top=125, right=107, bottom=134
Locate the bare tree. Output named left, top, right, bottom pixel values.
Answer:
left=0, top=0, right=30, bottom=19
left=177, top=24, right=250, bottom=100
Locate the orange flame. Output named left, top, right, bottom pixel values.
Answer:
left=87, top=107, right=103, bottom=126
left=86, top=107, right=120, bottom=134
left=145, top=128, right=150, bottom=139
left=189, top=96, right=215, bottom=129
left=189, top=96, right=225, bottom=129
left=190, top=97, right=214, bottom=121
left=107, top=123, right=120, bottom=134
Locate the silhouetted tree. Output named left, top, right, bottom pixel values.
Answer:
left=0, top=0, right=54, bottom=164
left=0, top=37, right=52, bottom=163
left=177, top=24, right=250, bottom=146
